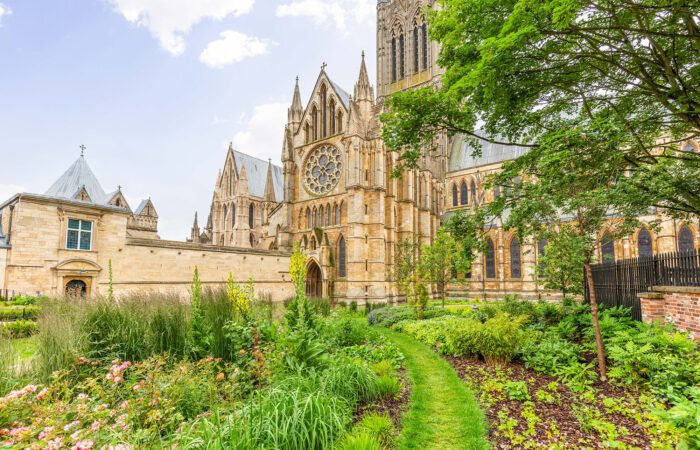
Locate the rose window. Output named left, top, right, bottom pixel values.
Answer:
left=304, top=145, right=342, bottom=195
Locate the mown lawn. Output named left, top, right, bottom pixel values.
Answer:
left=379, top=328, right=489, bottom=450
left=10, top=335, right=37, bottom=361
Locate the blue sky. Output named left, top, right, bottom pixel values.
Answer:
left=0, top=0, right=376, bottom=239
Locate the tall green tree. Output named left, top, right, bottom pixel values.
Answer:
left=538, top=227, right=587, bottom=297
left=420, top=228, right=465, bottom=307
left=382, top=0, right=700, bottom=216
left=394, top=238, right=424, bottom=318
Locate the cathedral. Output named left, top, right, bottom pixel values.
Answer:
left=188, top=0, right=700, bottom=303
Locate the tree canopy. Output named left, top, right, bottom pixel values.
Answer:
left=382, top=0, right=700, bottom=216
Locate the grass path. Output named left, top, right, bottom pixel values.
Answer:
left=379, top=328, right=489, bottom=450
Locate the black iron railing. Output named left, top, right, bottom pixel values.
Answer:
left=584, top=249, right=700, bottom=321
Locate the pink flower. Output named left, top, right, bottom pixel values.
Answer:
left=94, top=404, right=108, bottom=412
left=38, top=426, right=55, bottom=440
left=4, top=384, right=38, bottom=400
left=8, top=426, right=29, bottom=437
left=46, top=437, right=64, bottom=450
left=77, top=393, right=88, bottom=401
left=119, top=400, right=129, bottom=410
left=70, top=429, right=83, bottom=441
left=36, top=388, right=49, bottom=400
left=63, top=420, right=79, bottom=432
left=89, top=421, right=101, bottom=432
left=71, top=439, right=93, bottom=450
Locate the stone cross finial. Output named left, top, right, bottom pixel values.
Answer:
left=321, top=62, right=327, bottom=71
left=79, top=144, right=86, bottom=156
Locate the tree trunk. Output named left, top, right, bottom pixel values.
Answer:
left=584, top=262, right=607, bottom=381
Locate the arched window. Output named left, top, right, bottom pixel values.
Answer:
left=312, top=106, right=319, bottom=140
left=485, top=238, right=496, bottom=279
left=326, top=205, right=331, bottom=226
left=333, top=204, right=338, bottom=225
left=338, top=202, right=343, bottom=224
left=399, top=33, right=405, bottom=78
left=320, top=85, right=327, bottom=137
left=329, top=99, right=336, bottom=134
left=306, top=208, right=311, bottom=229
left=249, top=233, right=254, bottom=247
left=391, top=36, right=397, bottom=82
left=305, top=122, right=310, bottom=144
left=510, top=238, right=521, bottom=278
left=413, top=23, right=420, bottom=73
left=470, top=181, right=477, bottom=205
left=460, top=182, right=468, bottom=205
left=310, top=235, right=317, bottom=250
left=678, top=225, right=695, bottom=252
left=338, top=236, right=347, bottom=278
left=313, top=207, right=318, bottom=228
left=248, top=204, right=254, bottom=229
left=320, top=207, right=325, bottom=228
left=337, top=111, right=343, bottom=133
left=638, top=227, right=653, bottom=257
left=232, top=205, right=236, bottom=227
left=452, top=184, right=458, bottom=207
left=601, top=232, right=615, bottom=262
left=223, top=205, right=228, bottom=227
left=421, top=22, right=428, bottom=70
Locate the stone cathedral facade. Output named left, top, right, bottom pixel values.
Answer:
left=188, top=0, right=700, bottom=303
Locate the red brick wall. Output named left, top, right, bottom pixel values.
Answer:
left=639, top=287, right=700, bottom=339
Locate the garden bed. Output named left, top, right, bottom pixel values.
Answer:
left=447, top=357, right=669, bottom=449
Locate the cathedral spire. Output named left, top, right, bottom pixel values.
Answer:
left=354, top=51, right=373, bottom=102
left=264, top=159, right=276, bottom=202
left=190, top=212, right=200, bottom=243
left=288, top=76, right=303, bottom=125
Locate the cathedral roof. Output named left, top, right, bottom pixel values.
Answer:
left=0, top=213, right=7, bottom=248
left=232, top=150, right=283, bottom=200
left=329, top=80, right=351, bottom=108
left=448, top=133, right=530, bottom=172
left=45, top=155, right=108, bottom=203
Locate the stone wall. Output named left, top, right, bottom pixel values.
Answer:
left=638, top=286, right=700, bottom=339
left=0, top=196, right=294, bottom=301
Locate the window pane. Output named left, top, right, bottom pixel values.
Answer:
left=68, top=219, right=80, bottom=230
left=485, top=239, right=496, bottom=279
left=80, top=221, right=92, bottom=231
left=67, top=230, right=79, bottom=249
left=79, top=231, right=91, bottom=250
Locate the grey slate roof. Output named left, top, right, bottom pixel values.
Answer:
left=0, top=213, right=6, bottom=248
left=448, top=134, right=530, bottom=172
left=329, top=79, right=351, bottom=108
left=44, top=156, right=107, bottom=203
left=233, top=151, right=283, bottom=201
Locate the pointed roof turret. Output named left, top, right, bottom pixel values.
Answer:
left=45, top=154, right=107, bottom=203
left=264, top=159, right=277, bottom=202
left=354, top=51, right=373, bottom=101
left=237, top=163, right=249, bottom=195
left=288, top=76, right=303, bottom=125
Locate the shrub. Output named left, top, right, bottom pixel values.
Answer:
left=503, top=381, right=530, bottom=401
left=235, top=387, right=352, bottom=449
left=474, top=313, right=525, bottom=365
left=320, top=360, right=379, bottom=406
left=1, top=320, right=38, bottom=338
left=520, top=332, right=583, bottom=374
left=335, top=432, right=382, bottom=450
left=375, top=374, right=401, bottom=398
left=367, top=306, right=449, bottom=328
left=0, top=305, right=39, bottom=321
left=354, top=413, right=395, bottom=448
left=443, top=318, right=483, bottom=358
left=326, top=315, right=370, bottom=347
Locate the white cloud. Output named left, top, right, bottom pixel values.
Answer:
left=276, top=0, right=373, bottom=30
left=232, top=102, right=288, bottom=161
left=0, top=184, right=26, bottom=204
left=108, top=0, right=255, bottom=56
left=200, top=31, right=275, bottom=68
left=0, top=3, right=12, bottom=27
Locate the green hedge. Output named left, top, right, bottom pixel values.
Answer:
left=0, top=305, right=39, bottom=321
left=1, top=319, right=38, bottom=338
left=0, top=305, right=39, bottom=320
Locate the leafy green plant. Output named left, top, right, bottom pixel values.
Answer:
left=187, top=266, right=210, bottom=358
left=1, top=319, right=38, bottom=338
left=520, top=332, right=582, bottom=374
left=475, top=313, right=525, bottom=366
left=503, top=381, right=530, bottom=401
left=353, top=413, right=396, bottom=449
left=320, top=360, right=379, bottom=406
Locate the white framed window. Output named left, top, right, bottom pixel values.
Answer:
left=66, top=219, right=92, bottom=251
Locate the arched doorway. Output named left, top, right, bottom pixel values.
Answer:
left=65, top=279, right=87, bottom=298
left=306, top=261, right=323, bottom=299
